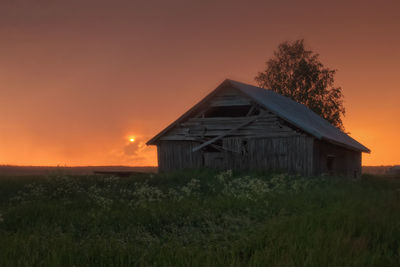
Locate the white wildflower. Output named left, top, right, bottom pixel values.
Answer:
left=180, top=179, right=201, bottom=197
left=88, top=185, right=113, bottom=210
left=130, top=182, right=165, bottom=207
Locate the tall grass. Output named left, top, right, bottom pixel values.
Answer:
left=0, top=171, right=399, bottom=266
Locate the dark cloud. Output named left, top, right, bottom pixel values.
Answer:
left=124, top=142, right=140, bottom=156
left=123, top=136, right=151, bottom=157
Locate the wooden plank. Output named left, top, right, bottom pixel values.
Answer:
left=180, top=117, right=280, bottom=129
left=183, top=117, right=278, bottom=125
left=244, top=133, right=299, bottom=138
left=246, top=105, right=256, bottom=116
left=163, top=127, right=298, bottom=140
left=200, top=138, right=241, bottom=154
left=209, top=98, right=251, bottom=107
left=159, top=136, right=200, bottom=141
left=169, top=127, right=295, bottom=137
left=188, top=115, right=276, bottom=123
left=192, top=112, right=266, bottom=152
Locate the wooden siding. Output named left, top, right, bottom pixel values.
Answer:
left=222, top=136, right=314, bottom=175
left=157, top=141, right=203, bottom=172
left=313, top=140, right=362, bottom=177
left=158, top=136, right=314, bottom=175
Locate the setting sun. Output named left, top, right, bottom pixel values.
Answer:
left=129, top=138, right=135, bottom=142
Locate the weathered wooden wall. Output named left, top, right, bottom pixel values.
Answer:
left=157, top=141, right=203, bottom=172
left=158, top=136, right=314, bottom=175
left=313, top=140, right=362, bottom=177
left=222, top=136, right=314, bottom=175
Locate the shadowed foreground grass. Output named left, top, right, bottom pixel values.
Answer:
left=0, top=170, right=400, bottom=266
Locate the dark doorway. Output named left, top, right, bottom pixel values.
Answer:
left=201, top=140, right=224, bottom=169
left=327, top=155, right=335, bottom=174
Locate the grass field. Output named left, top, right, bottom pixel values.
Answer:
left=1, top=170, right=400, bottom=266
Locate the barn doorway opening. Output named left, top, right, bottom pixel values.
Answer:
left=201, top=140, right=224, bottom=169
left=327, top=155, right=335, bottom=174
left=241, top=140, right=248, bottom=156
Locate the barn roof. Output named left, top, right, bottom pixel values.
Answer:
left=147, top=79, right=370, bottom=153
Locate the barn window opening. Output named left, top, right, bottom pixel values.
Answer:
left=204, top=105, right=254, bottom=117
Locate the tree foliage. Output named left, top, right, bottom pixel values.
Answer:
left=255, top=40, right=345, bottom=130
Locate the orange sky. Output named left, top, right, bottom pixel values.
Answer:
left=0, top=0, right=399, bottom=166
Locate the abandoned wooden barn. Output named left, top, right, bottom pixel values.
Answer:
left=147, top=79, right=370, bottom=177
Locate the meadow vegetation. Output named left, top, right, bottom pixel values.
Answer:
left=0, top=170, right=400, bottom=266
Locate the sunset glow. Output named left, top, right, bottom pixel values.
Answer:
left=0, top=0, right=398, bottom=167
